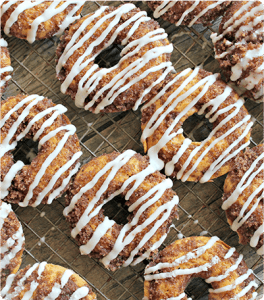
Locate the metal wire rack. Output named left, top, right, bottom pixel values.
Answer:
left=1, top=1, right=263, bottom=299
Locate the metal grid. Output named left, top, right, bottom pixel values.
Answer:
left=1, top=1, right=263, bottom=299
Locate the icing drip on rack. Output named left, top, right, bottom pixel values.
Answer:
left=1, top=263, right=90, bottom=300
left=0, top=95, right=82, bottom=206
left=1, top=1, right=84, bottom=43
left=141, top=67, right=252, bottom=182
left=211, top=1, right=264, bottom=99
left=56, top=4, right=173, bottom=113
left=222, top=151, right=264, bottom=255
left=145, top=237, right=258, bottom=299
left=0, top=202, right=25, bottom=269
left=153, top=1, right=224, bottom=27
left=64, top=149, right=179, bottom=268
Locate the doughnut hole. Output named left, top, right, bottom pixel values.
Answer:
left=94, top=44, right=123, bottom=69
left=182, top=113, right=213, bottom=142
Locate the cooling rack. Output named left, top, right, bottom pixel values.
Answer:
left=1, top=1, right=263, bottom=299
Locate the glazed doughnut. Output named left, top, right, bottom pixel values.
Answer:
left=223, top=145, right=264, bottom=256
left=64, top=150, right=179, bottom=271
left=144, top=236, right=258, bottom=300
left=148, top=1, right=231, bottom=27
left=0, top=201, right=25, bottom=287
left=0, top=94, right=82, bottom=207
left=141, top=67, right=252, bottom=182
left=211, top=1, right=264, bottom=102
left=0, top=38, right=13, bottom=94
left=1, top=1, right=84, bottom=43
left=56, top=4, right=173, bottom=113
left=1, top=262, right=96, bottom=299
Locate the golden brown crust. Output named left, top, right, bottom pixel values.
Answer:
left=66, top=151, right=178, bottom=271
left=212, top=1, right=264, bottom=102
left=144, top=236, right=256, bottom=300
left=56, top=5, right=172, bottom=113
left=2, top=263, right=97, bottom=299
left=0, top=39, right=12, bottom=94
left=148, top=1, right=231, bottom=26
left=0, top=201, right=25, bottom=288
left=1, top=1, right=84, bottom=41
left=0, top=94, right=81, bottom=207
left=223, top=145, right=264, bottom=251
left=141, top=68, right=251, bottom=182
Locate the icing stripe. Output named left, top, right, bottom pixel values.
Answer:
left=2, top=1, right=84, bottom=43
left=2, top=263, right=90, bottom=300
left=65, top=150, right=178, bottom=267
left=57, top=4, right=173, bottom=112
left=145, top=238, right=257, bottom=299
left=1, top=95, right=79, bottom=206
left=141, top=67, right=251, bottom=182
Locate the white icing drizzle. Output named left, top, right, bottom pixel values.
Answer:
left=69, top=287, right=89, bottom=300
left=230, top=281, right=258, bottom=300
left=0, top=201, right=12, bottom=229
left=0, top=203, right=25, bottom=270
left=1, top=1, right=84, bottom=43
left=165, top=293, right=192, bottom=300
left=1, top=225, right=24, bottom=269
left=0, top=37, right=8, bottom=47
left=153, top=1, right=224, bottom=27
left=20, top=262, right=47, bottom=300
left=0, top=95, right=81, bottom=206
left=209, top=269, right=253, bottom=294
left=2, top=262, right=39, bottom=299
left=1, top=161, right=24, bottom=199
left=56, top=4, right=173, bottom=113
left=222, top=151, right=264, bottom=251
left=44, top=269, right=74, bottom=300
left=64, top=149, right=178, bottom=268
left=145, top=237, right=257, bottom=299
left=145, top=236, right=219, bottom=277
left=206, top=254, right=243, bottom=283
left=145, top=256, right=220, bottom=280
left=2, top=263, right=89, bottom=300
left=211, top=1, right=264, bottom=98
left=0, top=38, right=13, bottom=89
left=141, top=67, right=252, bottom=182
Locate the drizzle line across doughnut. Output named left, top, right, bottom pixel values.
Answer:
left=1, top=263, right=97, bottom=300
left=0, top=201, right=25, bottom=288
left=148, top=1, right=232, bottom=27
left=64, top=150, right=179, bottom=271
left=223, top=145, right=264, bottom=256
left=0, top=94, right=82, bottom=207
left=0, top=1, right=85, bottom=43
left=141, top=67, right=252, bottom=182
left=56, top=3, right=173, bottom=113
left=211, top=1, right=264, bottom=102
left=144, top=236, right=258, bottom=300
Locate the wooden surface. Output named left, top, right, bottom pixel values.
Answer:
left=1, top=1, right=263, bottom=299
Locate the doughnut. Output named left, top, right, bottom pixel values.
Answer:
left=1, top=1, right=84, bottom=43
left=144, top=236, right=258, bottom=300
left=148, top=1, right=231, bottom=27
left=0, top=201, right=25, bottom=287
left=211, top=1, right=264, bottom=102
left=56, top=4, right=173, bottom=113
left=0, top=38, right=13, bottom=94
left=141, top=67, right=252, bottom=182
left=0, top=94, right=82, bottom=207
left=64, top=150, right=179, bottom=271
left=223, top=145, right=264, bottom=256
left=1, top=262, right=97, bottom=299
